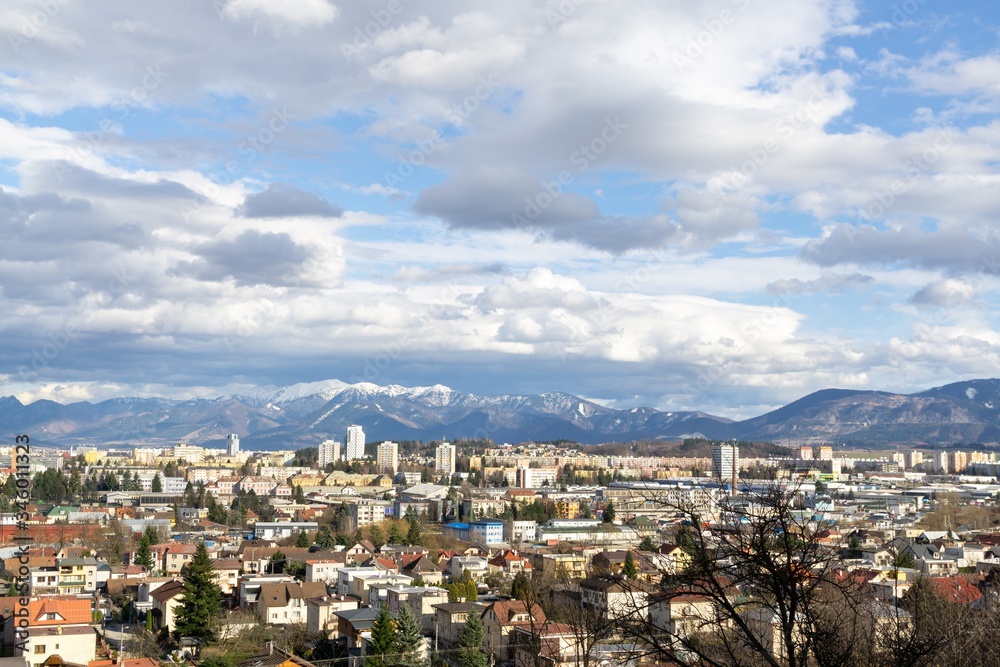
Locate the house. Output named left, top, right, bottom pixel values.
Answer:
left=433, top=602, right=486, bottom=647
left=481, top=600, right=547, bottom=662
left=590, top=551, right=660, bottom=582
left=649, top=592, right=721, bottom=642
left=333, top=607, right=378, bottom=646
left=14, top=597, right=96, bottom=667
left=150, top=579, right=186, bottom=633
left=449, top=557, right=490, bottom=583
left=29, top=558, right=100, bottom=596
left=253, top=522, right=319, bottom=541
left=257, top=581, right=328, bottom=625
left=400, top=556, right=445, bottom=586
left=580, top=576, right=652, bottom=625
left=657, top=543, right=692, bottom=573
left=210, top=559, right=243, bottom=595
left=386, top=585, right=449, bottom=632
left=539, top=554, right=588, bottom=581
left=163, top=544, right=201, bottom=575
left=487, top=550, right=532, bottom=576
left=511, top=623, right=578, bottom=667
left=306, top=595, right=359, bottom=634
left=742, top=607, right=808, bottom=663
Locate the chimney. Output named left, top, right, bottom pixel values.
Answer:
left=268, top=641, right=274, bottom=655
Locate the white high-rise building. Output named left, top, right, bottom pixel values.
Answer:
left=376, top=441, right=398, bottom=474
left=435, top=442, right=456, bottom=476
left=226, top=434, right=240, bottom=457
left=711, top=443, right=739, bottom=485
left=318, top=439, right=341, bottom=468
left=344, top=425, right=366, bottom=460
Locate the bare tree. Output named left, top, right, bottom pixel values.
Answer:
left=619, top=483, right=859, bottom=667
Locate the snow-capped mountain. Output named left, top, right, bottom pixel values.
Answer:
left=3, top=379, right=1000, bottom=448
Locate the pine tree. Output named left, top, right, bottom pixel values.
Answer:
left=622, top=551, right=638, bottom=579
left=316, top=526, right=336, bottom=549
left=388, top=522, right=404, bottom=545
left=638, top=535, right=657, bottom=552
left=365, top=606, right=396, bottom=667
left=406, top=519, right=422, bottom=546
left=151, top=473, right=163, bottom=493
left=369, top=523, right=385, bottom=551
left=394, top=604, right=425, bottom=667
left=134, top=533, right=154, bottom=572
left=294, top=484, right=306, bottom=503
left=602, top=499, right=616, bottom=523
left=511, top=572, right=529, bottom=601
left=296, top=530, right=310, bottom=548
left=457, top=613, right=488, bottom=667
left=174, top=542, right=221, bottom=640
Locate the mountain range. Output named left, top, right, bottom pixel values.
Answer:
left=4, top=378, right=1000, bottom=449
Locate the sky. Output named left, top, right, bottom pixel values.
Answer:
left=1, top=0, right=999, bottom=418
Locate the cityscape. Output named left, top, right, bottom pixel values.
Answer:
left=5, top=425, right=1000, bottom=667
left=4, top=1, right=1000, bottom=667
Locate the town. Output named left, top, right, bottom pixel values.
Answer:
left=3, top=430, right=1000, bottom=667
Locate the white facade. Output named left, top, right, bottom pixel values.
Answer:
left=377, top=441, right=399, bottom=473
left=435, top=442, right=456, bottom=475
left=712, top=444, right=739, bottom=482
left=319, top=439, right=341, bottom=467
left=345, top=425, right=366, bottom=460
left=226, top=434, right=240, bottom=456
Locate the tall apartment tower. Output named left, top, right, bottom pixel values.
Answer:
left=376, top=441, right=398, bottom=474
left=344, top=425, right=366, bottom=461
left=318, top=439, right=341, bottom=468
left=226, top=434, right=240, bottom=457
left=712, top=443, right=739, bottom=493
left=435, top=442, right=456, bottom=476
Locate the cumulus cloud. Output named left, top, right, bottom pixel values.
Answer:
left=237, top=183, right=343, bottom=219
left=801, top=223, right=1000, bottom=273
left=170, top=230, right=312, bottom=286
left=413, top=168, right=683, bottom=253
left=909, top=279, right=977, bottom=307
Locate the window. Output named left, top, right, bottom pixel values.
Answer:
left=35, top=645, right=46, bottom=654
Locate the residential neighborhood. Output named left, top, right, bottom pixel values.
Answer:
left=4, top=436, right=1000, bottom=667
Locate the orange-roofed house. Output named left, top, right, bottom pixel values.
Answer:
left=481, top=600, right=547, bottom=662
left=15, top=597, right=96, bottom=667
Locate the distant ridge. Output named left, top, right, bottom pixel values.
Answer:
left=3, top=379, right=1000, bottom=448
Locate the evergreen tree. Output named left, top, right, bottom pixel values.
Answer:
left=602, top=499, right=616, bottom=523
left=151, top=473, right=163, bottom=493
left=457, top=613, right=488, bottom=667
left=638, top=535, right=657, bottom=552
left=316, top=526, right=336, bottom=549
left=369, top=523, right=385, bottom=551
left=388, top=522, right=404, bottom=545
left=294, top=484, right=306, bottom=503
left=365, top=606, right=396, bottom=667
left=174, top=542, right=221, bottom=640
left=393, top=604, right=425, bottom=667
left=296, top=530, right=310, bottom=548
left=622, top=551, right=638, bottom=579
left=511, top=572, right=529, bottom=601
left=406, top=519, right=422, bottom=546
left=134, top=533, right=154, bottom=572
